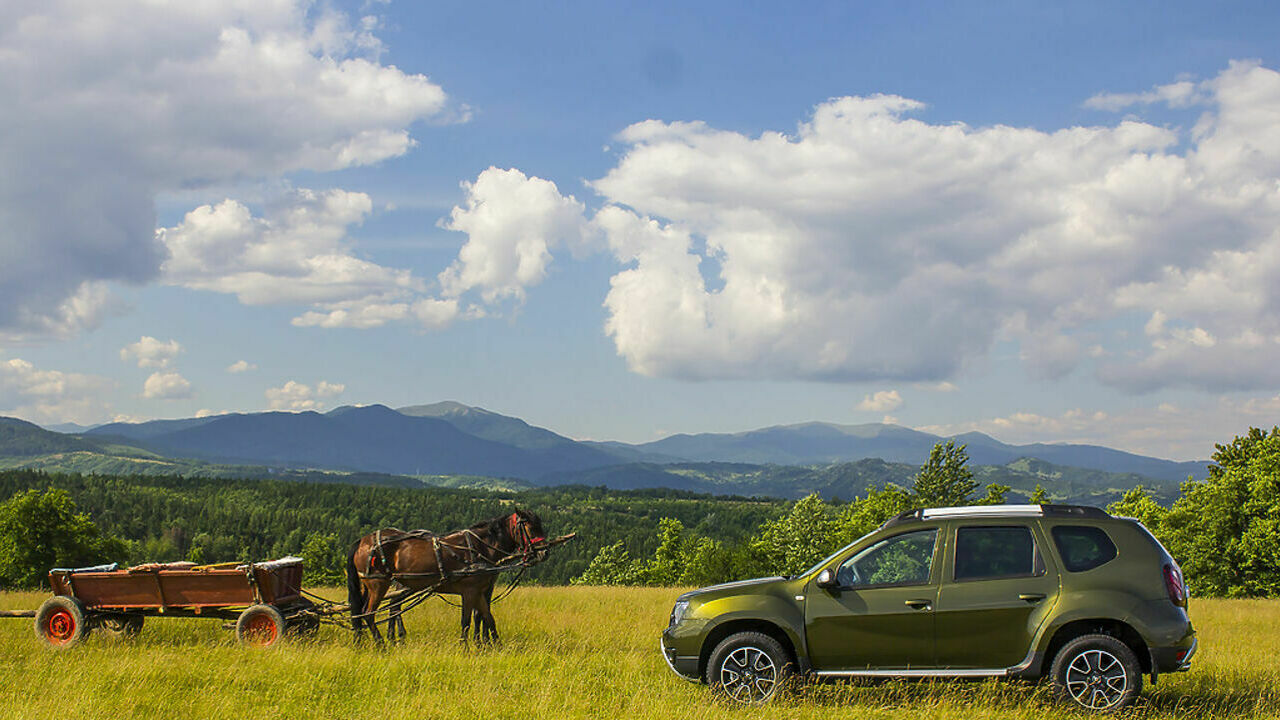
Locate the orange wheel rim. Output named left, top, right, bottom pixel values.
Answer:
left=243, top=614, right=278, bottom=645
left=45, top=609, right=76, bottom=644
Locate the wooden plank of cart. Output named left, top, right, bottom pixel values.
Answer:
left=30, top=557, right=316, bottom=649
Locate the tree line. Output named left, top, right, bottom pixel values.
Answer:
left=574, top=430, right=1280, bottom=598
left=1, top=429, right=1277, bottom=598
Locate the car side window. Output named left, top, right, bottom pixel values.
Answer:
left=1051, top=526, right=1118, bottom=572
left=954, top=526, right=1044, bottom=581
left=836, top=528, right=937, bottom=588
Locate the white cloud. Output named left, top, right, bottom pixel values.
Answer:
left=121, top=336, right=182, bottom=369
left=438, top=168, right=592, bottom=305
left=164, top=189, right=466, bottom=331
left=226, top=360, right=257, bottom=374
left=438, top=61, right=1280, bottom=392
left=0, top=0, right=454, bottom=338
left=857, top=390, right=903, bottom=413
left=919, top=395, right=1280, bottom=462
left=0, top=358, right=114, bottom=424
left=1084, top=79, right=1207, bottom=111
left=265, top=379, right=343, bottom=411
left=915, top=381, right=958, bottom=392
left=142, top=371, right=193, bottom=400
left=195, top=408, right=226, bottom=418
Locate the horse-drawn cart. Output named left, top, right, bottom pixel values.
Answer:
left=7, top=510, right=574, bottom=650
left=31, top=557, right=315, bottom=649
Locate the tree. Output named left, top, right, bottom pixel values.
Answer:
left=1028, top=484, right=1049, bottom=504
left=976, top=483, right=1011, bottom=505
left=1112, top=427, right=1280, bottom=598
left=748, top=494, right=842, bottom=577
left=912, top=441, right=977, bottom=507
left=299, top=532, right=346, bottom=585
left=0, top=488, right=126, bottom=589
left=572, top=541, right=639, bottom=585
left=836, top=485, right=914, bottom=543
left=1106, top=486, right=1168, bottom=529
left=639, top=518, right=697, bottom=585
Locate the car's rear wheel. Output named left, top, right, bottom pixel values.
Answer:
left=706, top=631, right=792, bottom=704
left=1050, top=633, right=1142, bottom=713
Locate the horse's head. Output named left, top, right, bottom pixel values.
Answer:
left=506, top=508, right=546, bottom=553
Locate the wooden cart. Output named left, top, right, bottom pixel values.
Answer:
left=33, top=557, right=315, bottom=649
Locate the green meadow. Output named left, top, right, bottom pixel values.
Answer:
left=0, top=587, right=1275, bottom=720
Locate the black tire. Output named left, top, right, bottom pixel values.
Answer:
left=706, top=631, right=793, bottom=704
left=1050, top=633, right=1143, bottom=713
left=94, top=614, right=144, bottom=639
left=34, top=596, right=90, bottom=649
left=235, top=604, right=285, bottom=647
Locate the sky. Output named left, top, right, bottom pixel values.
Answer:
left=2, top=0, right=1280, bottom=461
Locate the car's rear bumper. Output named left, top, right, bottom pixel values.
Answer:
left=1151, top=635, right=1197, bottom=674
left=660, top=631, right=701, bottom=681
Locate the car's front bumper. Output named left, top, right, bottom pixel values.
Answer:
left=660, top=629, right=701, bottom=681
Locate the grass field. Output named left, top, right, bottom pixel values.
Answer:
left=0, top=587, right=1276, bottom=719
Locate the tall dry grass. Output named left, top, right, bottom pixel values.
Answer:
left=0, top=587, right=1274, bottom=719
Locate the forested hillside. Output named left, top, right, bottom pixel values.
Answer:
left=0, top=470, right=784, bottom=586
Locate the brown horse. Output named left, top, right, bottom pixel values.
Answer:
left=345, top=509, right=545, bottom=644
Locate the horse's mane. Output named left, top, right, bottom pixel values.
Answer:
left=468, top=513, right=510, bottom=544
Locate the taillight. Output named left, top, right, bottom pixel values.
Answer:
left=1163, top=563, right=1187, bottom=607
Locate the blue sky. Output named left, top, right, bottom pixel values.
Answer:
left=3, top=0, right=1280, bottom=460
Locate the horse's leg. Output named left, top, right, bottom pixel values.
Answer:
left=459, top=589, right=476, bottom=646
left=479, top=580, right=500, bottom=645
left=362, top=579, right=389, bottom=645
left=390, top=600, right=406, bottom=643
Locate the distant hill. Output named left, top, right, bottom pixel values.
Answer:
left=633, top=422, right=1206, bottom=482
left=1, top=417, right=99, bottom=456
left=2, top=403, right=1207, bottom=501
left=539, top=456, right=1182, bottom=506
left=87, top=404, right=619, bottom=479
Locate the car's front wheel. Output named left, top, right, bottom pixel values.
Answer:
left=706, top=631, right=792, bottom=704
left=1050, top=633, right=1143, bottom=713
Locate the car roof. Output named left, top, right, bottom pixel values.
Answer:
left=880, top=504, right=1109, bottom=530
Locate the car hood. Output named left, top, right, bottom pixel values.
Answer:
left=677, top=576, right=788, bottom=602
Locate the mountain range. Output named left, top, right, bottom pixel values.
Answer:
left=0, top=402, right=1209, bottom=502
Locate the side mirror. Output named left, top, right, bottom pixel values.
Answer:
left=816, top=568, right=836, bottom=588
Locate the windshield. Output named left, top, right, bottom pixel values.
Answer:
left=796, top=529, right=880, bottom=578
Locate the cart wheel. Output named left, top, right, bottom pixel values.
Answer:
left=34, top=596, right=90, bottom=649
left=95, top=614, right=144, bottom=639
left=236, top=604, right=285, bottom=647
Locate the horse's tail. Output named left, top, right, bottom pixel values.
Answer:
left=346, top=543, right=365, bottom=632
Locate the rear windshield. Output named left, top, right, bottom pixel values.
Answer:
left=1051, top=526, right=1118, bottom=572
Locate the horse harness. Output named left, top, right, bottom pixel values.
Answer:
left=361, top=523, right=528, bottom=582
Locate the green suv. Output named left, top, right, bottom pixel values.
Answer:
left=661, top=504, right=1195, bottom=712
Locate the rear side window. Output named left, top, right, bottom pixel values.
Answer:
left=1052, top=526, right=1118, bottom=572
left=954, top=526, right=1043, bottom=580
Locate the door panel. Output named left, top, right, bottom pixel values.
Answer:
left=805, top=528, right=940, bottom=670
left=934, top=524, right=1060, bottom=669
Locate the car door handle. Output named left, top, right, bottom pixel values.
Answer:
left=904, top=599, right=932, bottom=610
left=1019, top=593, right=1046, bottom=603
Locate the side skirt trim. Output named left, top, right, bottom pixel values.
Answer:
left=813, top=648, right=1038, bottom=679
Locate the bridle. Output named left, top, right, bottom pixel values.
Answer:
left=507, top=511, right=544, bottom=556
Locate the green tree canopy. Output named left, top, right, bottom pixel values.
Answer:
left=1109, top=427, right=1280, bottom=598
left=912, top=441, right=978, bottom=507
left=572, top=540, right=639, bottom=586
left=0, top=488, right=126, bottom=589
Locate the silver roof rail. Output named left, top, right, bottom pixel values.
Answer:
left=920, top=504, right=1044, bottom=519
